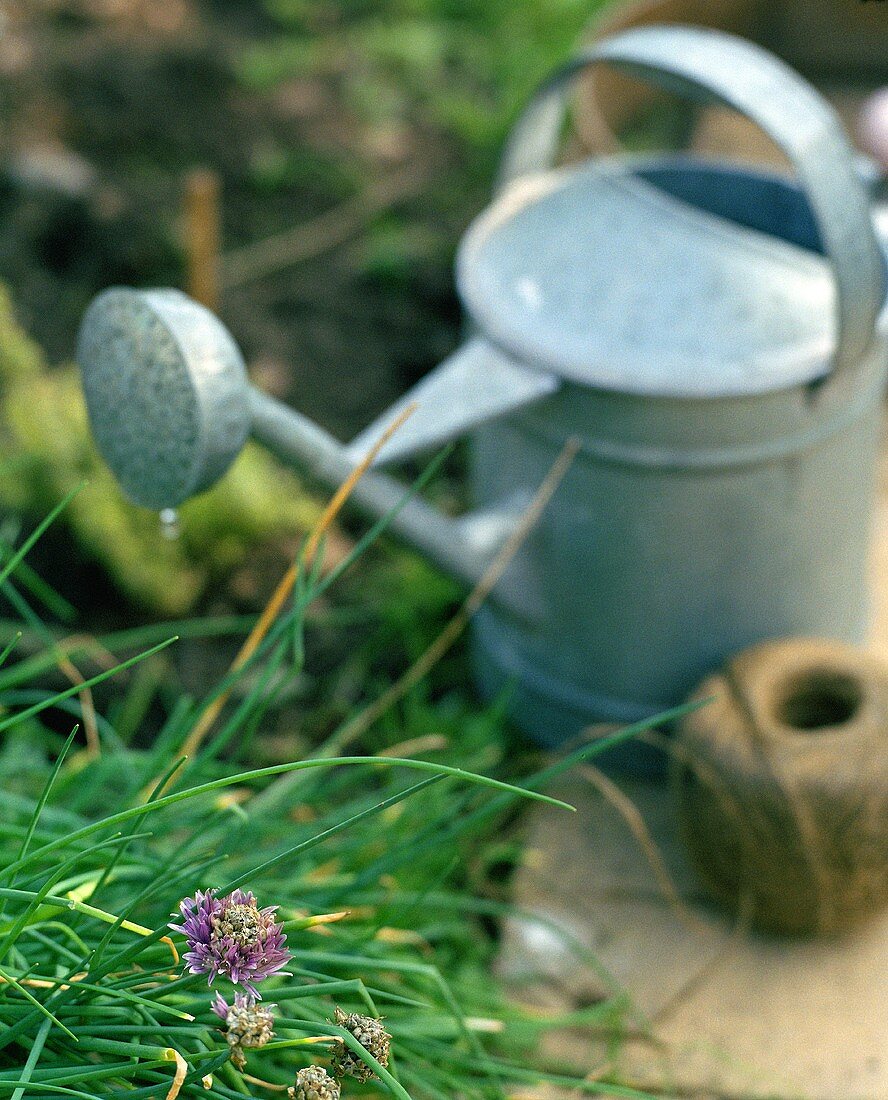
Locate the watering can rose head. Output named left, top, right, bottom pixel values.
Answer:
left=77, top=287, right=252, bottom=511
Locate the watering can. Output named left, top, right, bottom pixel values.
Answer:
left=77, top=26, right=888, bottom=771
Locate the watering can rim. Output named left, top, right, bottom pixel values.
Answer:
left=476, top=23, right=886, bottom=401
left=454, top=153, right=887, bottom=400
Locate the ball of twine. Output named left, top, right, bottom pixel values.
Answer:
left=673, top=638, right=888, bottom=936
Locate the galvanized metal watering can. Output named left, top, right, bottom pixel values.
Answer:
left=77, top=26, right=888, bottom=769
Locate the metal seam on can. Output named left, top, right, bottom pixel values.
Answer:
left=510, top=379, right=884, bottom=472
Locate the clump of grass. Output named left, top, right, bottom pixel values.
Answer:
left=0, top=481, right=671, bottom=1099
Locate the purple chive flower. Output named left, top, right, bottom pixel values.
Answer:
left=169, top=888, right=291, bottom=995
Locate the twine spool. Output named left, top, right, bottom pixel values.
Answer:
left=674, top=638, right=888, bottom=936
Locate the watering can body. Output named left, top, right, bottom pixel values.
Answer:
left=469, top=337, right=886, bottom=760
left=351, top=29, right=888, bottom=769
left=77, top=27, right=888, bottom=773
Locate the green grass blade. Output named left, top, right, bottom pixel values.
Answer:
left=10, top=1016, right=51, bottom=1100
left=0, top=756, right=573, bottom=887
left=219, top=774, right=444, bottom=893
left=0, top=964, right=77, bottom=1041
left=16, top=727, right=79, bottom=866
left=0, top=482, right=85, bottom=591
left=0, top=636, right=178, bottom=735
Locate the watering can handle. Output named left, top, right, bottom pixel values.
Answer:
left=497, top=25, right=886, bottom=379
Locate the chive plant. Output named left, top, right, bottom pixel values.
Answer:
left=0, top=487, right=667, bottom=1099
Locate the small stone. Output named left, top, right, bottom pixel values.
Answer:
left=9, top=145, right=97, bottom=200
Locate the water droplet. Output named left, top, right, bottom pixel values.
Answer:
left=159, top=508, right=180, bottom=541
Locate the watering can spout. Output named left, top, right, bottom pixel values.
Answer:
left=76, top=287, right=552, bottom=618
left=246, top=378, right=534, bottom=601
left=345, top=337, right=558, bottom=469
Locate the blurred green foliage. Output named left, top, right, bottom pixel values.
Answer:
left=232, top=0, right=615, bottom=330
left=241, top=0, right=610, bottom=180
left=0, top=285, right=324, bottom=615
